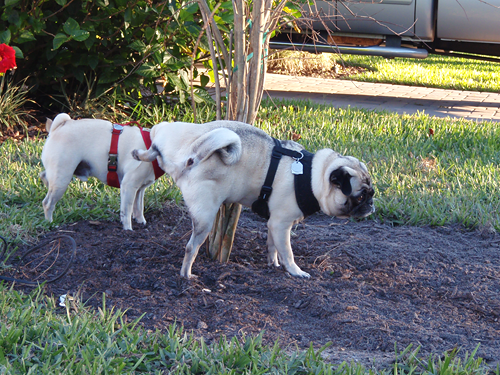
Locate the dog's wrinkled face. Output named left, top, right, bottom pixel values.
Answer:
left=318, top=155, right=375, bottom=219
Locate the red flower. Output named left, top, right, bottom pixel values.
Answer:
left=0, top=44, right=17, bottom=74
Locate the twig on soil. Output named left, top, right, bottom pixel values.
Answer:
left=313, top=243, right=342, bottom=266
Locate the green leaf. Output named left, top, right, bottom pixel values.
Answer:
left=71, top=29, right=90, bottom=42
left=88, top=55, right=99, bottom=70
left=179, top=3, right=198, bottom=21
left=193, top=88, right=215, bottom=104
left=63, top=18, right=80, bottom=35
left=219, top=1, right=233, bottom=10
left=145, top=27, right=155, bottom=41
left=7, top=11, right=19, bottom=26
left=183, top=3, right=199, bottom=14
left=136, top=63, right=158, bottom=78
left=98, top=69, right=120, bottom=84
left=5, top=0, right=21, bottom=6
left=55, top=0, right=67, bottom=5
left=31, top=18, right=46, bottom=34
left=218, top=13, right=234, bottom=24
left=84, top=34, right=96, bottom=50
left=283, top=6, right=302, bottom=18
left=124, top=8, right=132, bottom=29
left=167, top=73, right=184, bottom=90
left=46, top=47, right=58, bottom=61
left=53, top=33, right=69, bottom=50
left=73, top=68, right=85, bottom=82
left=0, top=30, right=11, bottom=44
left=128, top=40, right=147, bottom=53
left=17, top=30, right=36, bottom=43
left=200, top=74, right=210, bottom=87
left=12, top=46, right=23, bottom=59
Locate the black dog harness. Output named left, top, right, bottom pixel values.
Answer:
left=251, top=138, right=320, bottom=220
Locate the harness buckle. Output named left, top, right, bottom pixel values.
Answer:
left=108, top=154, right=118, bottom=172
left=260, top=185, right=273, bottom=201
left=112, top=124, right=124, bottom=133
left=271, top=148, right=282, bottom=160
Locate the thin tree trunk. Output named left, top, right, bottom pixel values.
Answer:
left=198, top=0, right=277, bottom=262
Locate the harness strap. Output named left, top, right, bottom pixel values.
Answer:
left=251, top=138, right=320, bottom=220
left=107, top=124, right=123, bottom=188
left=294, top=150, right=321, bottom=216
left=107, top=122, right=165, bottom=189
left=138, top=127, right=165, bottom=180
left=260, top=138, right=283, bottom=200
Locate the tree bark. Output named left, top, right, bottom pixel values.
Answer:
left=197, top=0, right=279, bottom=262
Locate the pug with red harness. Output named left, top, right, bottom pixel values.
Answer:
left=39, top=113, right=163, bottom=230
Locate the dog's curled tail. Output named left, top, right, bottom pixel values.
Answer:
left=191, top=128, right=242, bottom=166
left=132, top=146, right=158, bottom=163
left=46, top=113, right=72, bottom=133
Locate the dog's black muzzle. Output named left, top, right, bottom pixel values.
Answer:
left=345, top=187, right=375, bottom=218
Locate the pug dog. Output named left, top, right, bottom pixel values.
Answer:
left=40, top=113, right=159, bottom=230
left=132, top=120, right=374, bottom=278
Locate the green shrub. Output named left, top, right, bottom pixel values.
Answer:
left=0, top=0, right=211, bottom=113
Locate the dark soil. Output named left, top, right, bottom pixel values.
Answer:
left=7, top=203, right=500, bottom=367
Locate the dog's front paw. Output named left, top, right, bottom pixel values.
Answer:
left=284, top=263, right=311, bottom=278
left=292, top=270, right=311, bottom=278
left=180, top=268, right=198, bottom=279
left=267, top=254, right=280, bottom=267
left=181, top=273, right=198, bottom=280
left=287, top=266, right=311, bottom=278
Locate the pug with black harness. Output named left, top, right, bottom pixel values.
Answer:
left=132, top=120, right=375, bottom=278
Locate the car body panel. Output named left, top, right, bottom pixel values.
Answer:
left=437, top=0, right=500, bottom=43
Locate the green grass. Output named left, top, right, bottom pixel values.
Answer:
left=2, top=101, right=500, bottom=239
left=0, top=283, right=495, bottom=374
left=336, top=54, right=500, bottom=92
left=257, top=101, right=500, bottom=231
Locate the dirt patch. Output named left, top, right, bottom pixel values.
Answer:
left=6, top=202, right=500, bottom=367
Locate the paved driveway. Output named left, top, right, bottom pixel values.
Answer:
left=263, top=73, right=500, bottom=122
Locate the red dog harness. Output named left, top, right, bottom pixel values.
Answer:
left=107, top=122, right=164, bottom=188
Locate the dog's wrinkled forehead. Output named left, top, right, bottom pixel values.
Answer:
left=344, top=157, right=372, bottom=189
left=342, top=156, right=368, bottom=173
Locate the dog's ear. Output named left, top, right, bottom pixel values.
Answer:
left=330, top=167, right=352, bottom=196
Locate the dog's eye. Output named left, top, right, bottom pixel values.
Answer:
left=186, top=158, right=194, bottom=167
left=357, top=195, right=364, bottom=203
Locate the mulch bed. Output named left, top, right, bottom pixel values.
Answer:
left=7, top=202, right=500, bottom=367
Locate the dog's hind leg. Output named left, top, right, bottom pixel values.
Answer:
left=119, top=185, right=139, bottom=230
left=266, top=231, right=280, bottom=267
left=267, top=218, right=311, bottom=278
left=42, top=174, right=72, bottom=222
left=180, top=201, right=221, bottom=278
left=132, top=185, right=148, bottom=225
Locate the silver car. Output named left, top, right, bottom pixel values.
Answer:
left=270, top=0, right=500, bottom=60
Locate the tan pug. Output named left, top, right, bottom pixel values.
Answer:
left=133, top=120, right=374, bottom=278
left=40, top=113, right=157, bottom=230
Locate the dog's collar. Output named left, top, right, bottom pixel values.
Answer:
left=251, top=138, right=320, bottom=219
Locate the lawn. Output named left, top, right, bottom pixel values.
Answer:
left=337, top=54, right=500, bottom=92
left=268, top=51, right=500, bottom=93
